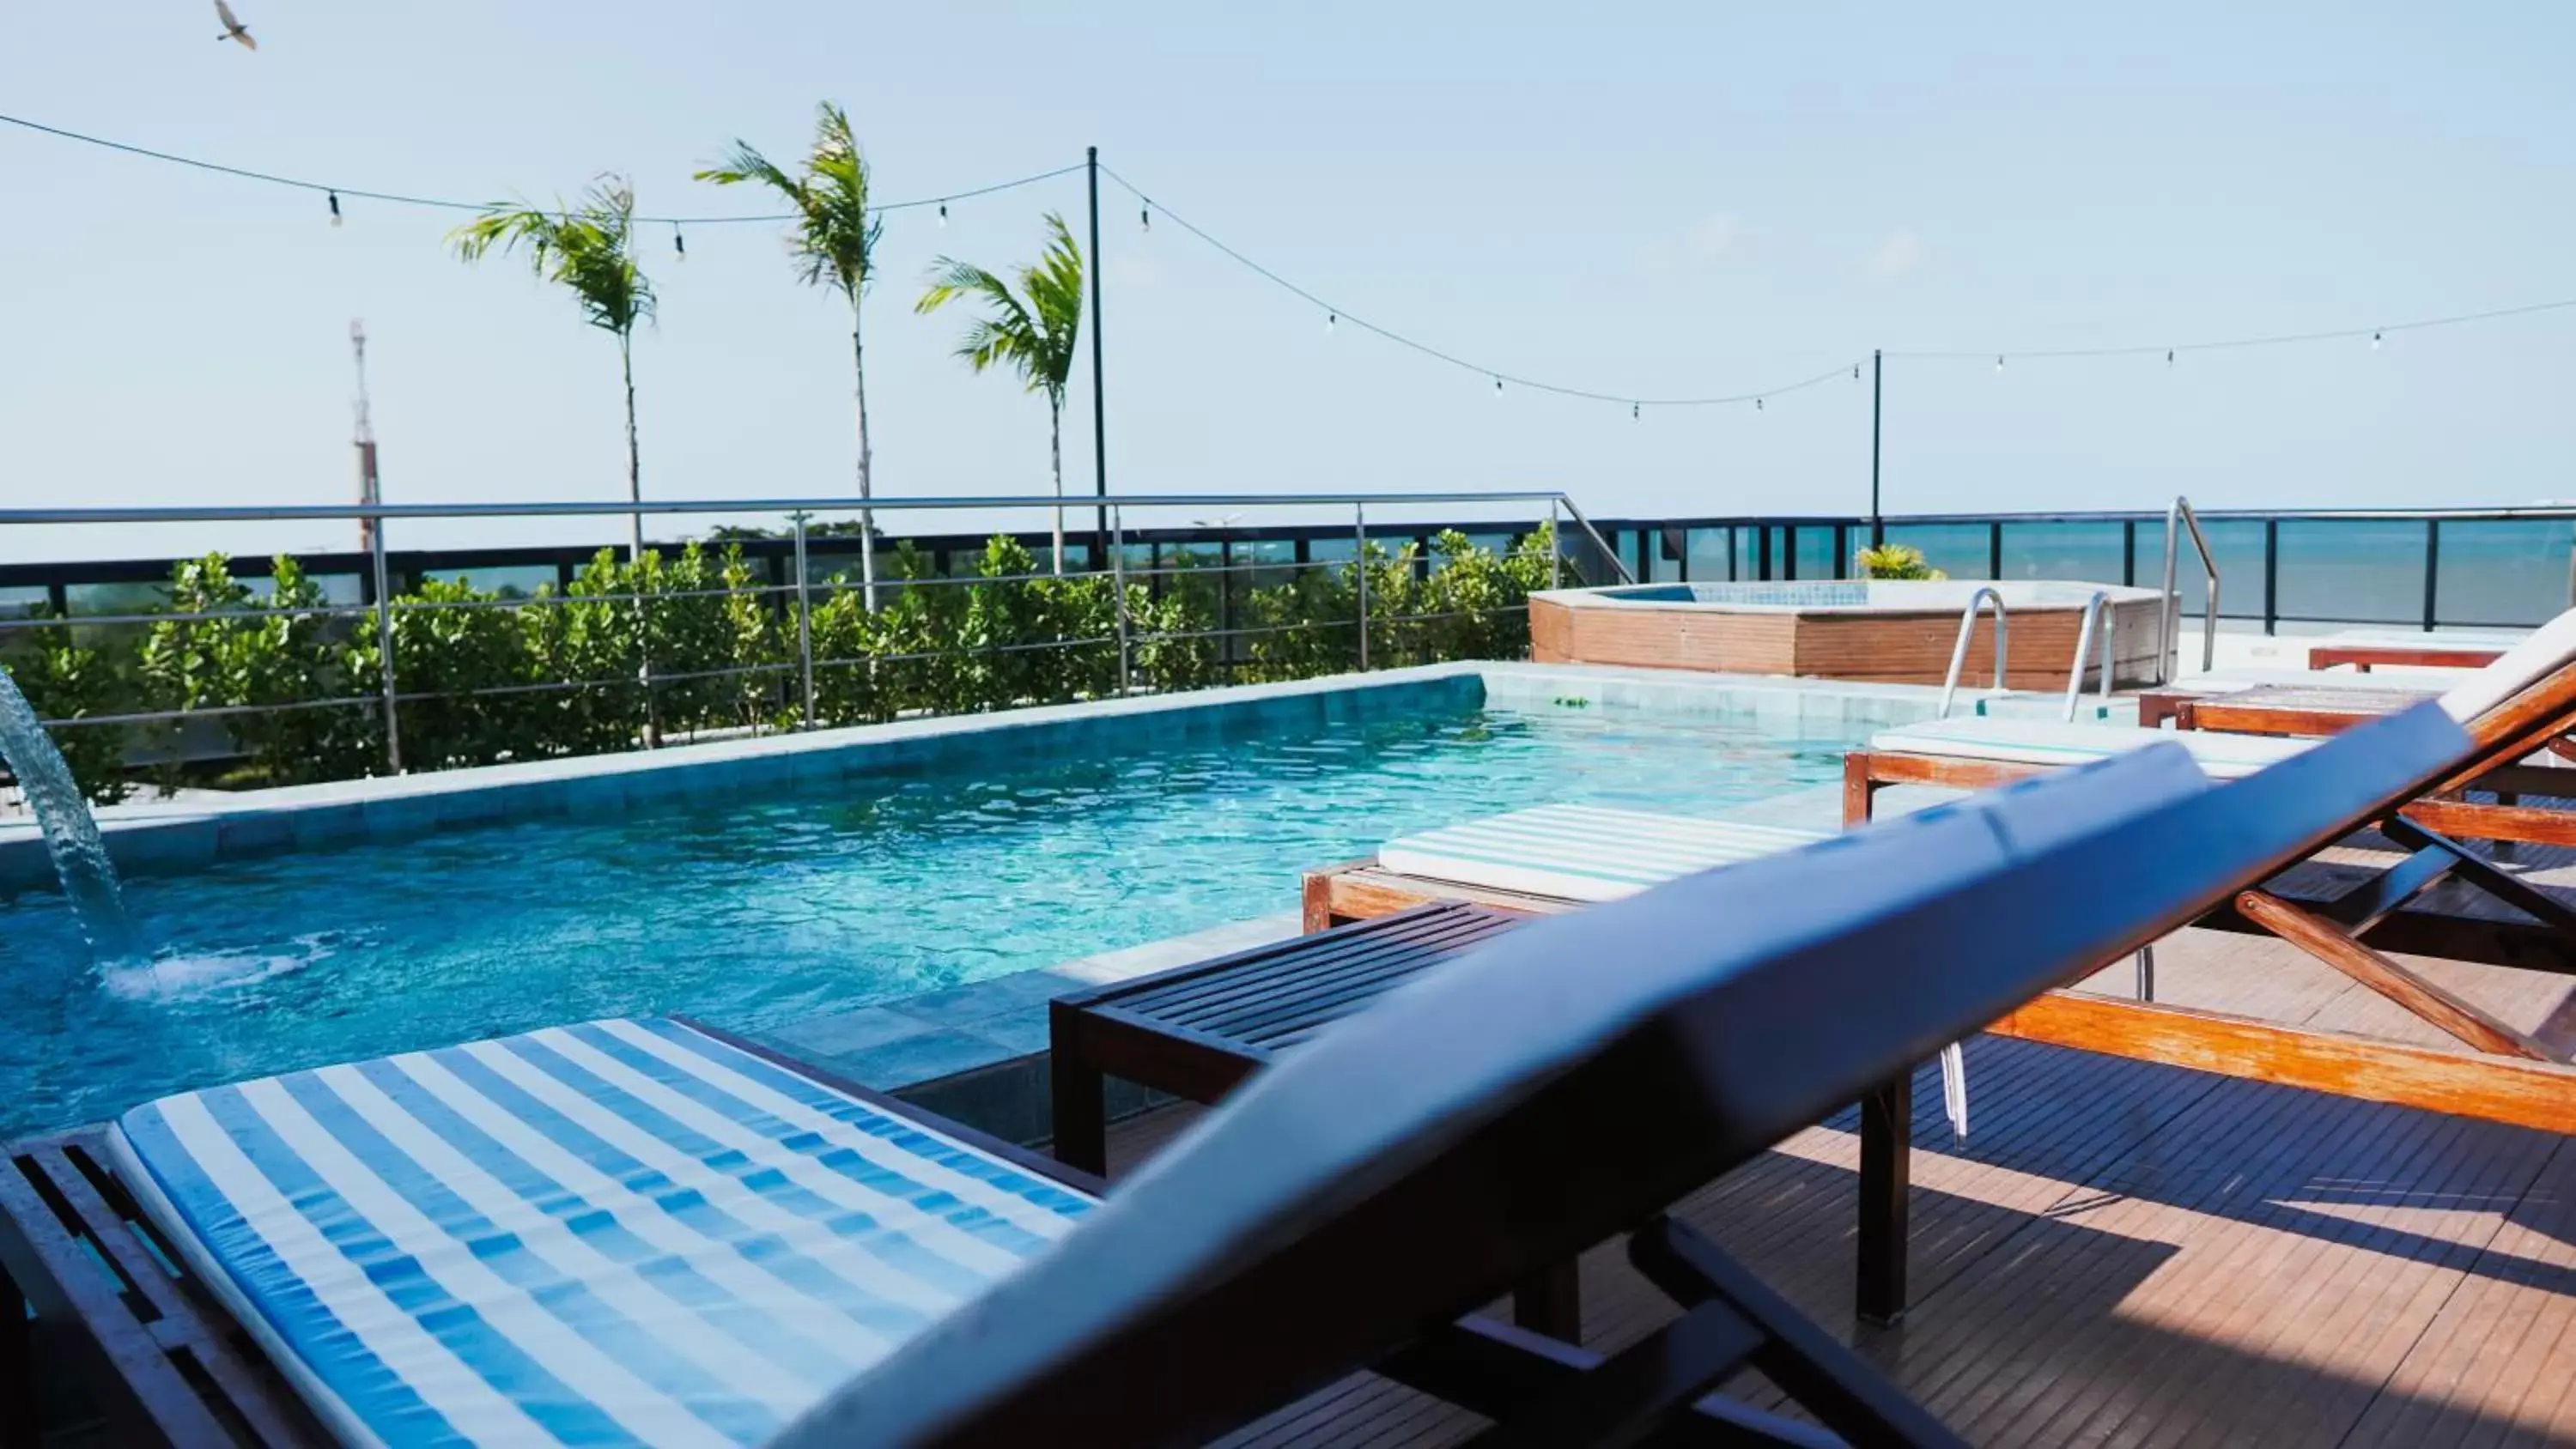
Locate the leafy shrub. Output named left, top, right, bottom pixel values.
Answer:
left=347, top=576, right=536, bottom=770
left=3, top=622, right=132, bottom=804
left=1856, top=543, right=1946, bottom=581
left=31, top=526, right=1560, bottom=787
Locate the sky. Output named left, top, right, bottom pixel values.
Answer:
left=1, top=2, right=2570, bottom=562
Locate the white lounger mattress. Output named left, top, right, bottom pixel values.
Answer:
left=109, top=1017, right=1092, bottom=1448
left=1869, top=718, right=2317, bottom=779
left=1378, top=803, right=1827, bottom=902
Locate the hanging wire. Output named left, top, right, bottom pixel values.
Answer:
left=0, top=112, right=1081, bottom=223
left=11, top=109, right=2574, bottom=409
left=1891, top=298, right=2576, bottom=362
left=1096, top=164, right=1856, bottom=409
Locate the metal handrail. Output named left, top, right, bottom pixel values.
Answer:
left=2, top=487, right=1602, bottom=778
left=1937, top=587, right=2009, bottom=719
left=1553, top=494, right=1638, bottom=585
left=2063, top=591, right=2117, bottom=721
left=2160, top=497, right=2221, bottom=682
left=0, top=489, right=1605, bottom=527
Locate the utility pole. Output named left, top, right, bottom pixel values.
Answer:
left=1868, top=348, right=1884, bottom=548
left=351, top=320, right=382, bottom=558
left=1086, top=145, right=1109, bottom=567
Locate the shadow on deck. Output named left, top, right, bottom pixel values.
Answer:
left=1105, top=1005, right=2576, bottom=1446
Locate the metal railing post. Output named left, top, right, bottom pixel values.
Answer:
left=2160, top=497, right=2221, bottom=681
left=1110, top=505, right=1132, bottom=694
left=1557, top=495, right=1636, bottom=585
left=1354, top=502, right=1370, bottom=671
left=368, top=508, right=402, bottom=773
left=1937, top=587, right=2008, bottom=720
left=791, top=512, right=816, bottom=730
left=1547, top=498, right=1563, bottom=589
left=2063, top=591, right=2117, bottom=721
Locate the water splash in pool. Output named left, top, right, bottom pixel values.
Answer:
left=0, top=663, right=137, bottom=962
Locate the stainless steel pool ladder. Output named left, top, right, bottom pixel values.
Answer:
left=2063, top=590, right=2117, bottom=721
left=2160, top=496, right=2221, bottom=683
left=1936, top=587, right=2008, bottom=719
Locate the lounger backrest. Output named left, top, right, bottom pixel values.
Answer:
left=773, top=706, right=2473, bottom=1449
left=2438, top=608, right=2576, bottom=723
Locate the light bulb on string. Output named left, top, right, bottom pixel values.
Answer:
left=1492, top=376, right=1504, bottom=397
left=1754, top=397, right=1764, bottom=412
left=1852, top=364, right=1861, bottom=379
left=1325, top=312, right=1336, bottom=334
left=1140, top=205, right=1151, bottom=233
left=937, top=203, right=948, bottom=227
left=2372, top=330, right=2383, bottom=350
left=327, top=190, right=343, bottom=227
left=672, top=224, right=686, bottom=260
left=2166, top=349, right=2174, bottom=367
left=1994, top=355, right=2005, bottom=373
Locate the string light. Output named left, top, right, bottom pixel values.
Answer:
left=1631, top=402, right=1640, bottom=420
left=8, top=110, right=2568, bottom=421
left=0, top=112, right=1081, bottom=225
left=671, top=223, right=686, bottom=260
left=1493, top=376, right=1504, bottom=397
left=1325, top=312, right=1335, bottom=334
left=1852, top=364, right=1861, bottom=379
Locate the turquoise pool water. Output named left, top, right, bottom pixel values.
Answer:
left=0, top=700, right=1856, bottom=1137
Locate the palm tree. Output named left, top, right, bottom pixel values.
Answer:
left=697, top=104, right=886, bottom=608
left=447, top=178, right=655, bottom=561
left=915, top=213, right=1084, bottom=572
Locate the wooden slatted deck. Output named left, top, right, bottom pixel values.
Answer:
left=1096, top=922, right=2576, bottom=1447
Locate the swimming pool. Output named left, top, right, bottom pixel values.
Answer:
left=0, top=691, right=1860, bottom=1137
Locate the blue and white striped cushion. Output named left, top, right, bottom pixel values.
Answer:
left=1379, top=803, right=1826, bottom=902
left=109, top=1017, right=1091, bottom=1448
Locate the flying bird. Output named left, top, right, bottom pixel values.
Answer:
left=213, top=0, right=256, bottom=50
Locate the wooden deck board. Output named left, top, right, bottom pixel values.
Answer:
left=1095, top=925, right=2576, bottom=1447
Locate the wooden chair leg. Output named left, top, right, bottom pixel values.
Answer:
left=1510, top=1260, right=1583, bottom=1343
left=1856, top=1073, right=1912, bottom=1326
left=1047, top=1013, right=1111, bottom=1177
left=1844, top=755, right=1884, bottom=828
left=0, top=1263, right=34, bottom=1449
left=2239, top=889, right=2559, bottom=1061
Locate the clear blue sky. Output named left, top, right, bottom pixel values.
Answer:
left=2, top=1, right=2568, bottom=561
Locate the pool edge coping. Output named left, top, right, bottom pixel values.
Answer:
left=3, top=661, right=2031, bottom=890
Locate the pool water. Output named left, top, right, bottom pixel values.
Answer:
left=0, top=701, right=1856, bottom=1137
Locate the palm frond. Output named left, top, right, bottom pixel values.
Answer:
left=448, top=177, right=653, bottom=337
left=914, top=212, right=1084, bottom=397
left=698, top=102, right=878, bottom=301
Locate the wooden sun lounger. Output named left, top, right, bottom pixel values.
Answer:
left=1845, top=679, right=2576, bottom=1131
left=0, top=1019, right=1103, bottom=1449
left=2310, top=639, right=2510, bottom=671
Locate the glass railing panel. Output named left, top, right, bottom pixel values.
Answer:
left=1997, top=521, right=2127, bottom=585
left=2434, top=519, right=2574, bottom=627
left=1880, top=523, right=1992, bottom=579
left=1685, top=528, right=1735, bottom=583
left=2273, top=518, right=2427, bottom=626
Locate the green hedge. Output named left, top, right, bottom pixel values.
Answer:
left=0, top=527, right=1562, bottom=802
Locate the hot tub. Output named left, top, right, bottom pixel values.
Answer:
left=1528, top=579, right=2168, bottom=688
